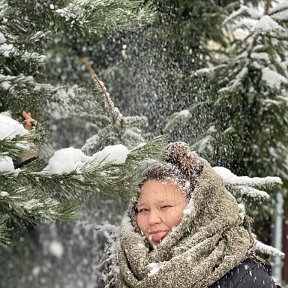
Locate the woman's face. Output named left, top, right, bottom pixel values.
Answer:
left=136, top=179, right=188, bottom=247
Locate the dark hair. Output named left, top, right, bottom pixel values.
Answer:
left=139, top=161, right=188, bottom=195
left=133, top=161, right=188, bottom=216
left=134, top=142, right=204, bottom=213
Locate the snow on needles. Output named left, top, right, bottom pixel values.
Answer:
left=254, top=15, right=285, bottom=33
left=0, top=32, right=6, bottom=44
left=256, top=240, right=285, bottom=258
left=261, top=67, right=288, bottom=89
left=43, top=144, right=129, bottom=175
left=0, top=113, right=30, bottom=174
left=90, top=144, right=129, bottom=165
left=43, top=147, right=90, bottom=174
left=213, top=166, right=282, bottom=187
left=0, top=112, right=29, bottom=140
left=0, top=156, right=15, bottom=174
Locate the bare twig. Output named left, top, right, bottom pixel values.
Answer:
left=264, top=0, right=272, bottom=15
left=80, top=58, right=116, bottom=124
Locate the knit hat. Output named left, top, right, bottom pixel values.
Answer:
left=138, top=142, right=204, bottom=199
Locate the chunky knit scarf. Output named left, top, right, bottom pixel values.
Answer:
left=103, top=160, right=255, bottom=288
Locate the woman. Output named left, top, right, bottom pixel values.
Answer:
left=102, top=142, right=279, bottom=287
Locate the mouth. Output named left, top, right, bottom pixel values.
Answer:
left=149, top=230, right=169, bottom=243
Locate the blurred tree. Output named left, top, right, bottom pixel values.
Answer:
left=190, top=0, right=288, bottom=179
left=162, top=0, right=288, bottom=261
left=0, top=1, right=164, bottom=286
left=100, top=0, right=287, bottom=263
left=0, top=0, right=156, bottom=245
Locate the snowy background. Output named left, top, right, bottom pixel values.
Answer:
left=0, top=0, right=288, bottom=287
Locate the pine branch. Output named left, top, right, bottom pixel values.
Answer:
left=0, top=138, right=24, bottom=158
left=80, top=135, right=166, bottom=198
left=0, top=214, right=10, bottom=247
left=80, top=57, right=117, bottom=124
left=80, top=57, right=147, bottom=129
left=0, top=179, right=80, bottom=246
left=55, top=0, right=155, bottom=37
left=8, top=136, right=167, bottom=202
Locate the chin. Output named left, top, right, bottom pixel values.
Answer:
left=149, top=241, right=159, bottom=249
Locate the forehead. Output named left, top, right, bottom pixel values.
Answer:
left=138, top=179, right=184, bottom=203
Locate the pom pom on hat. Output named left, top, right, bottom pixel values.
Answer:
left=166, top=142, right=203, bottom=176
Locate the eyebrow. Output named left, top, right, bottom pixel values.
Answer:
left=137, top=199, right=174, bottom=207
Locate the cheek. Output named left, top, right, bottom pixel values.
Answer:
left=136, top=214, right=146, bottom=231
left=166, top=208, right=184, bottom=226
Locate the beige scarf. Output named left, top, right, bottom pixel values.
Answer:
left=105, top=161, right=255, bottom=288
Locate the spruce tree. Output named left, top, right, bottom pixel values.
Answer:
left=0, top=1, right=164, bottom=286
left=162, top=0, right=288, bottom=252
left=192, top=0, right=288, bottom=180
left=0, top=0, right=156, bottom=246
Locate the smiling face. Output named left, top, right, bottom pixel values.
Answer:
left=136, top=179, right=188, bottom=248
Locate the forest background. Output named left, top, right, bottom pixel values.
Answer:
left=0, top=0, right=288, bottom=287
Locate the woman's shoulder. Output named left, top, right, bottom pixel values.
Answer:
left=209, top=258, right=279, bottom=288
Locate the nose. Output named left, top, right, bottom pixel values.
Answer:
left=148, top=208, right=162, bottom=226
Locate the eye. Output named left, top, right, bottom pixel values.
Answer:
left=160, top=205, right=172, bottom=209
left=137, top=208, right=149, bottom=214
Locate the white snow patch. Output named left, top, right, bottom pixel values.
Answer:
left=232, top=66, right=248, bottom=88
left=81, top=134, right=99, bottom=153
left=49, top=241, right=64, bottom=258
left=263, top=99, right=282, bottom=106
left=250, top=52, right=269, bottom=62
left=177, top=109, right=191, bottom=117
left=0, top=32, right=6, bottom=44
left=0, top=191, right=9, bottom=197
left=183, top=208, right=192, bottom=215
left=194, top=65, right=226, bottom=76
left=21, top=199, right=44, bottom=211
left=192, top=135, right=214, bottom=154
left=207, top=125, right=217, bottom=133
left=90, top=144, right=128, bottom=165
left=1, top=81, right=11, bottom=90
left=15, top=140, right=31, bottom=150
left=213, top=166, right=282, bottom=186
left=184, top=180, right=190, bottom=192
left=233, top=185, right=270, bottom=199
left=236, top=18, right=258, bottom=31
left=224, top=5, right=260, bottom=25
left=256, top=240, right=284, bottom=258
left=223, top=126, right=235, bottom=134
left=261, top=67, right=288, bottom=89
left=0, top=43, right=15, bottom=57
left=43, top=147, right=90, bottom=175
left=238, top=203, right=246, bottom=220
left=271, top=9, right=288, bottom=21
left=43, top=144, right=129, bottom=175
left=183, top=199, right=195, bottom=217
left=148, top=263, right=159, bottom=276
left=0, top=113, right=29, bottom=140
left=254, top=15, right=285, bottom=32
left=0, top=156, right=15, bottom=173
left=269, top=2, right=288, bottom=15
